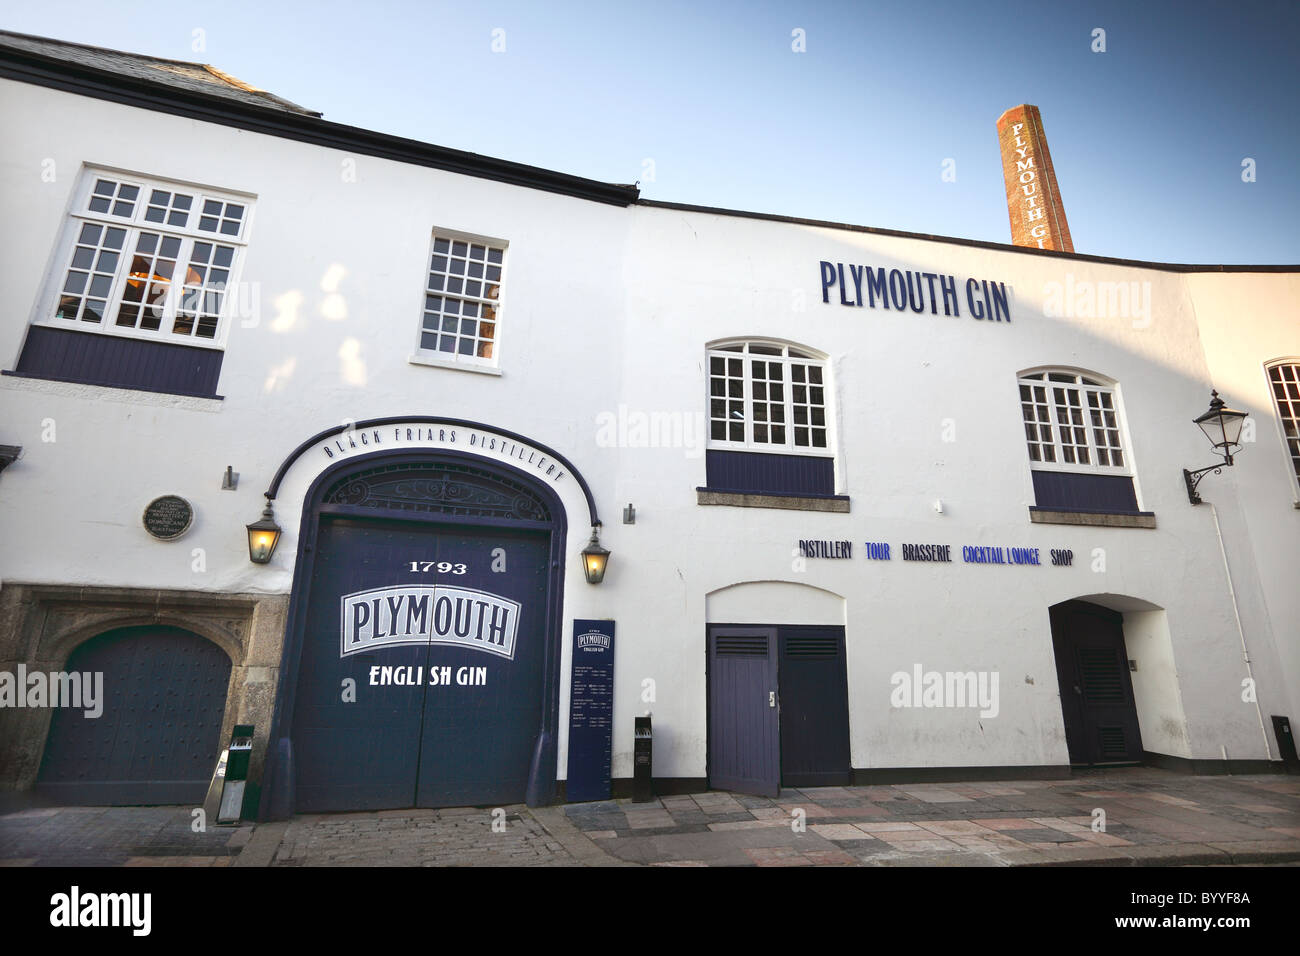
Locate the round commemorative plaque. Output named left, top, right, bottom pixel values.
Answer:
left=143, top=495, right=194, bottom=540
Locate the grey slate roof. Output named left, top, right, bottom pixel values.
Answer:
left=0, top=29, right=321, bottom=117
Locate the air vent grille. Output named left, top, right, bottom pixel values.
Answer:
left=1098, top=726, right=1128, bottom=757
left=1079, top=648, right=1124, bottom=702
left=784, top=636, right=839, bottom=659
left=716, top=636, right=768, bottom=657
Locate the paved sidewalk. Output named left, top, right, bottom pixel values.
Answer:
left=0, top=805, right=244, bottom=867
left=561, top=769, right=1300, bottom=866
left=2, top=768, right=1297, bottom=867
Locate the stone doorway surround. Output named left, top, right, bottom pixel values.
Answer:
left=0, top=583, right=288, bottom=798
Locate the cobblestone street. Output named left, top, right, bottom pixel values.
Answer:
left=0, top=805, right=241, bottom=867
left=269, top=806, right=579, bottom=867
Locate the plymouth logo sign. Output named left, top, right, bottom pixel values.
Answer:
left=340, top=586, right=520, bottom=660
left=575, top=630, right=611, bottom=652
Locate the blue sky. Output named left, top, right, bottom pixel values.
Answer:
left=5, top=0, right=1298, bottom=263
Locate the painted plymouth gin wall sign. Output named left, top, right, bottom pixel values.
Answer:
left=339, top=585, right=520, bottom=659
left=818, top=262, right=1012, bottom=322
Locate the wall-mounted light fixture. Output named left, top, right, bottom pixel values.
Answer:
left=581, top=522, right=610, bottom=584
left=0, top=445, right=21, bottom=476
left=246, top=499, right=283, bottom=564
left=1184, top=390, right=1248, bottom=504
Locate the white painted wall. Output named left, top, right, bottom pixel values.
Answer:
left=1121, top=608, right=1190, bottom=758
left=706, top=581, right=845, bottom=626
left=614, top=205, right=1287, bottom=770
left=1183, top=272, right=1300, bottom=750
left=1, top=76, right=1294, bottom=783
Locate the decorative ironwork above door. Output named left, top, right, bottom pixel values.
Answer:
left=322, top=461, right=552, bottom=523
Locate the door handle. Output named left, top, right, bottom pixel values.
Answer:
left=769, top=691, right=776, bottom=708
left=1073, top=685, right=1082, bottom=695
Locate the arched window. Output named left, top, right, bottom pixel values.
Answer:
left=708, top=341, right=831, bottom=452
left=1265, top=359, right=1300, bottom=497
left=15, top=166, right=253, bottom=398
left=1018, top=369, right=1129, bottom=473
left=701, top=340, right=841, bottom=505
left=1017, top=368, right=1148, bottom=522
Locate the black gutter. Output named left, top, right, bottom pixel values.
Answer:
left=637, top=199, right=1300, bottom=274
left=0, top=46, right=640, bottom=208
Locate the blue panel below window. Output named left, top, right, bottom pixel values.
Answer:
left=1031, top=471, right=1144, bottom=513
left=6, top=325, right=223, bottom=398
left=706, top=449, right=835, bottom=496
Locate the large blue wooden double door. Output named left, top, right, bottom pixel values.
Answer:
left=290, top=460, right=555, bottom=812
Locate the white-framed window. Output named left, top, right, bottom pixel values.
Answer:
left=1018, top=369, right=1130, bottom=473
left=1265, top=359, right=1300, bottom=496
left=414, top=231, right=506, bottom=368
left=38, top=167, right=253, bottom=349
left=707, top=340, right=832, bottom=453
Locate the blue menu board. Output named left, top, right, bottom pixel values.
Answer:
left=566, top=620, right=615, bottom=803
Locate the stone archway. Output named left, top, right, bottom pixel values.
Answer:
left=36, top=624, right=232, bottom=804
left=0, top=583, right=285, bottom=795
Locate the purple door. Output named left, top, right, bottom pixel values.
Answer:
left=778, top=626, right=851, bottom=787
left=707, top=625, right=779, bottom=797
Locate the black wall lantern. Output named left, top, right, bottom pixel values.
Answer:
left=246, top=499, right=283, bottom=564
left=581, top=522, right=610, bottom=584
left=1184, top=390, right=1248, bottom=504
left=0, top=445, right=21, bottom=476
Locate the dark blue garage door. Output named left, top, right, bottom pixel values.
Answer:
left=291, top=514, right=551, bottom=811
left=37, top=625, right=232, bottom=805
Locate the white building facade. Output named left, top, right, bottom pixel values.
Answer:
left=1, top=33, right=1296, bottom=816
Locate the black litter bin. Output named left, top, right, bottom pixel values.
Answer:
left=633, top=715, right=653, bottom=802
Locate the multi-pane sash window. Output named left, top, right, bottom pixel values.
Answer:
left=418, top=233, right=505, bottom=365
left=48, top=170, right=250, bottom=346
left=708, top=342, right=830, bottom=451
left=1266, top=361, right=1300, bottom=491
left=1019, top=371, right=1127, bottom=471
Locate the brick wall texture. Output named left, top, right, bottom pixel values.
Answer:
left=997, top=104, right=1074, bottom=253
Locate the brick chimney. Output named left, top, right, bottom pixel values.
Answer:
left=997, top=104, right=1074, bottom=253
